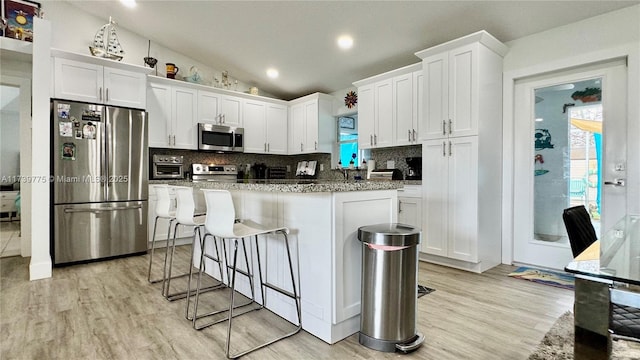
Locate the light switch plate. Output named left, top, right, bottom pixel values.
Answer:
left=387, top=160, right=395, bottom=169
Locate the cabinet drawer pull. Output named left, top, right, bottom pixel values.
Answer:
left=370, top=134, right=373, bottom=146
left=99, top=87, right=103, bottom=101
left=442, top=141, right=446, bottom=156
left=314, top=141, right=317, bottom=150
left=408, top=130, right=411, bottom=142
left=374, top=134, right=377, bottom=145
left=412, top=129, right=417, bottom=142
left=449, top=119, right=452, bottom=134
left=442, top=120, right=446, bottom=135
left=449, top=141, right=452, bottom=156
left=300, top=143, right=303, bottom=152
left=106, top=88, right=109, bottom=102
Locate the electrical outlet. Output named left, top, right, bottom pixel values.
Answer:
left=387, top=160, right=395, bottom=169
left=320, top=164, right=324, bottom=171
left=286, top=165, right=291, bottom=172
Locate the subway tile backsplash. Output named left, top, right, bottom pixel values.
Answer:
left=150, top=144, right=421, bottom=180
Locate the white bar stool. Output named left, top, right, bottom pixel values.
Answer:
left=148, top=184, right=175, bottom=284
left=164, top=186, right=219, bottom=301
left=195, top=189, right=302, bottom=359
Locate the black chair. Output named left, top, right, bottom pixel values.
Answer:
left=562, top=205, right=597, bottom=257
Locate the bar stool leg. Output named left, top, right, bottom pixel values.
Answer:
left=226, top=239, right=241, bottom=358
left=162, top=221, right=180, bottom=298
left=160, top=219, right=175, bottom=294
left=224, top=231, right=302, bottom=359
left=185, top=226, right=202, bottom=320
left=147, top=216, right=162, bottom=283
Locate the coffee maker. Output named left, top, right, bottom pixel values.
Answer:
left=405, top=157, right=422, bottom=180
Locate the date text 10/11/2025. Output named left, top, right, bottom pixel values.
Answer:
left=1, top=175, right=130, bottom=183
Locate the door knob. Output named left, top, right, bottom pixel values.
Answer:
left=604, top=178, right=625, bottom=187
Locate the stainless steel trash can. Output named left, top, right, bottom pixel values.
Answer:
left=357, top=223, right=424, bottom=353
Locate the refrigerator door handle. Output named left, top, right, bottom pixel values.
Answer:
left=63, top=205, right=143, bottom=213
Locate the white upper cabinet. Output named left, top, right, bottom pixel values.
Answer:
left=243, top=99, right=267, bottom=153
left=220, top=95, right=242, bottom=127
left=354, top=63, right=422, bottom=149
left=197, top=90, right=242, bottom=127
left=393, top=73, right=416, bottom=146
left=265, top=103, right=288, bottom=154
left=415, top=30, right=509, bottom=140
left=197, top=90, right=220, bottom=124
left=147, top=82, right=172, bottom=148
left=52, top=54, right=148, bottom=109
left=288, top=93, right=334, bottom=155
left=147, top=80, right=197, bottom=149
left=242, top=99, right=288, bottom=154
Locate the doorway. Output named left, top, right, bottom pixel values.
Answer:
left=512, top=60, right=627, bottom=269
left=0, top=75, right=31, bottom=258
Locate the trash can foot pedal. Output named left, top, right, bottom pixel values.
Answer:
left=396, top=332, right=425, bottom=353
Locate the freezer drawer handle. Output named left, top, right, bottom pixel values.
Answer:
left=63, top=205, right=143, bottom=213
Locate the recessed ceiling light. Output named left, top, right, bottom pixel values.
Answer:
left=266, top=68, right=279, bottom=79
left=337, top=35, right=353, bottom=50
left=120, top=0, right=137, bottom=8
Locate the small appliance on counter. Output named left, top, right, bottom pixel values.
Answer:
left=295, top=161, right=317, bottom=180
left=368, top=169, right=404, bottom=181
left=191, top=164, right=238, bottom=183
left=405, top=157, right=422, bottom=180
left=252, top=163, right=268, bottom=179
left=152, top=155, right=184, bottom=179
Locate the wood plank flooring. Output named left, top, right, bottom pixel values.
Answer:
left=0, top=247, right=573, bottom=359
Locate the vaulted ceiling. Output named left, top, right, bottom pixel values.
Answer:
left=64, top=1, right=638, bottom=100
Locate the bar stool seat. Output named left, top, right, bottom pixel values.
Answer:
left=192, top=189, right=302, bottom=359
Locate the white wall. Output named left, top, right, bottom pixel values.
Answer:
left=41, top=1, right=277, bottom=98
left=502, top=4, right=640, bottom=264
left=0, top=110, right=20, bottom=182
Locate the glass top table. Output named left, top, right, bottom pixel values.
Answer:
left=565, top=215, right=640, bottom=285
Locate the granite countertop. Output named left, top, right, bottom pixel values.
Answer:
left=149, top=179, right=410, bottom=193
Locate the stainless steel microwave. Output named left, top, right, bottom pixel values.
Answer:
left=198, top=123, right=244, bottom=152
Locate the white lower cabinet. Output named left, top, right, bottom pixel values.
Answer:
left=201, top=189, right=397, bottom=344
left=397, top=185, right=422, bottom=229
left=421, top=136, right=501, bottom=272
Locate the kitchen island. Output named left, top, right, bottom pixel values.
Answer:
left=149, top=180, right=401, bottom=344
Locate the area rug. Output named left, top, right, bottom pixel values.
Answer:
left=528, top=311, right=640, bottom=360
left=417, top=285, right=435, bottom=298
left=508, top=266, right=575, bottom=290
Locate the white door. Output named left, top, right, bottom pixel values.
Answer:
left=103, top=67, right=146, bottom=109
left=422, top=139, right=449, bottom=256
left=303, top=100, right=318, bottom=152
left=512, top=61, right=627, bottom=269
left=242, top=99, right=266, bottom=153
left=147, top=83, right=172, bottom=148
left=172, top=86, right=197, bottom=149
left=357, top=85, right=375, bottom=149
left=393, top=73, right=414, bottom=146
left=374, top=79, right=393, bottom=147
left=266, top=103, right=288, bottom=154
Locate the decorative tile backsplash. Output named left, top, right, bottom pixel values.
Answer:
left=150, top=144, right=421, bottom=180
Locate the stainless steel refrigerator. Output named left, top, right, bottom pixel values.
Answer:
left=51, top=99, right=148, bottom=265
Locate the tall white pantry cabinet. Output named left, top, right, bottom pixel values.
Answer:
left=415, top=31, right=508, bottom=273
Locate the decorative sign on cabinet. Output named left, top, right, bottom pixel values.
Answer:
left=51, top=50, right=150, bottom=109
left=415, top=30, right=507, bottom=273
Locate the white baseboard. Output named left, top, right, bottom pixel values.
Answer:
left=29, top=258, right=52, bottom=280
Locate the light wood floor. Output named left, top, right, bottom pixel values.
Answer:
left=0, top=247, right=574, bottom=359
